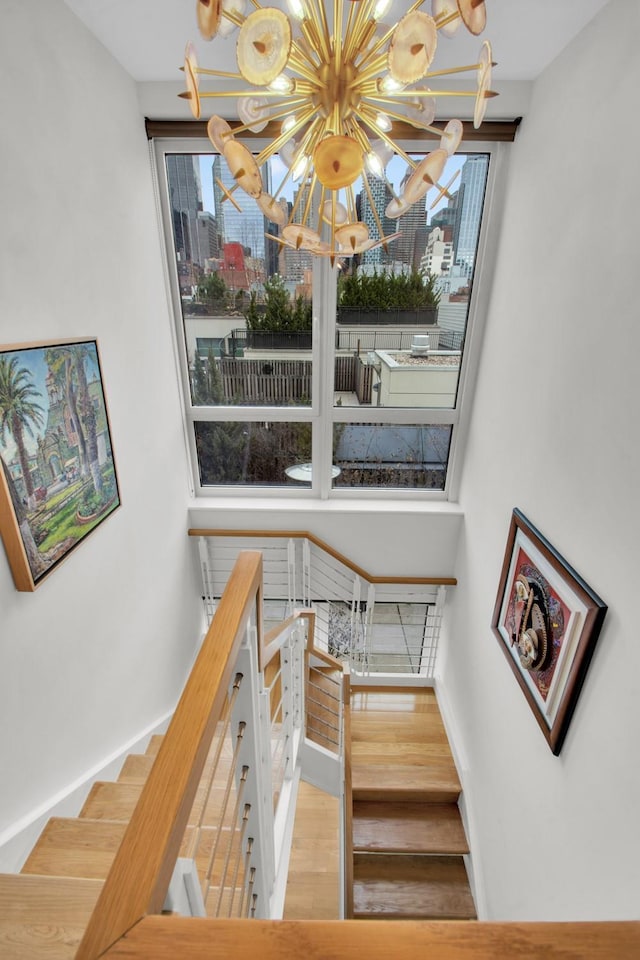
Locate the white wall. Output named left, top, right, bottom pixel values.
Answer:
left=440, top=0, right=640, bottom=920
left=0, top=1, right=203, bottom=867
left=189, top=500, right=463, bottom=581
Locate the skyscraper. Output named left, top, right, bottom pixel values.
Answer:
left=358, top=173, right=396, bottom=269
left=454, top=155, right=490, bottom=278
left=283, top=181, right=314, bottom=282
left=166, top=155, right=204, bottom=267
left=397, top=200, right=428, bottom=271
left=212, top=155, right=272, bottom=262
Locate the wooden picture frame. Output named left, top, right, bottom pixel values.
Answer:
left=491, top=509, right=607, bottom=755
left=0, top=338, right=120, bottom=591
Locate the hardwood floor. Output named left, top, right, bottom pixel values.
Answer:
left=283, top=781, right=340, bottom=919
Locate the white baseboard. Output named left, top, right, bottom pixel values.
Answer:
left=0, top=710, right=173, bottom=873
left=434, top=675, right=488, bottom=920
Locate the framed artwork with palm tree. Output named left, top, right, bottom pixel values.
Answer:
left=0, top=338, right=120, bottom=591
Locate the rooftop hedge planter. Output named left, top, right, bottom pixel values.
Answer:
left=337, top=269, right=441, bottom=326
left=337, top=305, right=438, bottom=326
left=246, top=330, right=312, bottom=350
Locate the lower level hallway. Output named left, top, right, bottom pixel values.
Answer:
left=283, top=781, right=341, bottom=919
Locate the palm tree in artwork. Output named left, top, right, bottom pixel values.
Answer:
left=45, top=346, right=89, bottom=480
left=0, top=355, right=44, bottom=507
left=71, top=344, right=103, bottom=496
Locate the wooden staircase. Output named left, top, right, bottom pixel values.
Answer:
left=350, top=686, right=476, bottom=921
left=0, top=730, right=237, bottom=959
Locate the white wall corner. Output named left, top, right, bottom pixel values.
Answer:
left=0, top=710, right=172, bottom=873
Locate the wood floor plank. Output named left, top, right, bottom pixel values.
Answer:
left=284, top=781, right=340, bottom=919
left=0, top=874, right=103, bottom=960
left=353, top=802, right=469, bottom=854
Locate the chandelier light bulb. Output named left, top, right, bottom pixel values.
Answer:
left=372, top=0, right=394, bottom=22
left=268, top=74, right=295, bottom=94
left=286, top=0, right=305, bottom=21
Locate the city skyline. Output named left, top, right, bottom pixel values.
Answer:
left=165, top=151, right=484, bottom=287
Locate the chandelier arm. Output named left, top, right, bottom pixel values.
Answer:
left=191, top=68, right=246, bottom=79
left=343, top=0, right=379, bottom=66
left=298, top=20, right=324, bottom=66
left=272, top=164, right=297, bottom=203
left=365, top=88, right=496, bottom=99
left=342, top=0, right=359, bottom=63
left=215, top=177, right=243, bottom=212
left=296, top=116, right=326, bottom=162
left=333, top=0, right=344, bottom=76
left=287, top=52, right=327, bottom=85
left=434, top=9, right=460, bottom=31
left=316, top=184, right=326, bottom=237
left=221, top=9, right=246, bottom=29
left=353, top=104, right=417, bottom=169
left=193, top=89, right=315, bottom=98
left=312, top=0, right=333, bottom=66
left=361, top=0, right=426, bottom=63
left=288, top=163, right=315, bottom=225
left=230, top=100, right=309, bottom=137
left=425, top=60, right=494, bottom=79
left=254, top=105, right=318, bottom=165
left=353, top=54, right=389, bottom=84
left=345, top=116, right=373, bottom=158
left=302, top=172, right=318, bottom=227
left=345, top=185, right=357, bottom=224
left=429, top=167, right=461, bottom=209
left=329, top=190, right=337, bottom=259
left=359, top=99, right=442, bottom=138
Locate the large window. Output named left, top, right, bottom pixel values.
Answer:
left=154, top=137, right=501, bottom=497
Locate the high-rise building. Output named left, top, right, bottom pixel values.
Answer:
left=284, top=181, right=314, bottom=282
left=397, top=200, right=428, bottom=270
left=420, top=225, right=454, bottom=276
left=166, top=155, right=204, bottom=267
left=358, top=173, right=396, bottom=268
left=212, top=155, right=272, bottom=262
left=197, top=211, right=219, bottom=263
left=454, top=155, right=490, bottom=278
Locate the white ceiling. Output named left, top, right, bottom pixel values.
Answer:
left=64, top=0, right=609, bottom=85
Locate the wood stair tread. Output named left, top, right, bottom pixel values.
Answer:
left=80, top=778, right=232, bottom=824
left=117, top=753, right=155, bottom=782
left=353, top=853, right=476, bottom=920
left=20, top=817, right=228, bottom=883
left=21, top=818, right=128, bottom=880
left=79, top=780, right=143, bottom=821
left=352, top=763, right=461, bottom=803
left=0, top=873, right=103, bottom=959
left=145, top=734, right=164, bottom=757
left=352, top=801, right=469, bottom=854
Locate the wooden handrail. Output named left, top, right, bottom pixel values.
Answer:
left=188, top=528, right=457, bottom=587
left=342, top=665, right=353, bottom=920
left=103, top=916, right=640, bottom=958
left=76, top=551, right=263, bottom=960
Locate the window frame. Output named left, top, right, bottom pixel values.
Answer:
left=151, top=135, right=509, bottom=501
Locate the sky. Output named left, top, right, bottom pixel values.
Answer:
left=198, top=150, right=469, bottom=227
left=0, top=343, right=101, bottom=462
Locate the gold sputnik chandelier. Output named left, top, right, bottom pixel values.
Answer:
left=181, top=0, right=496, bottom=259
